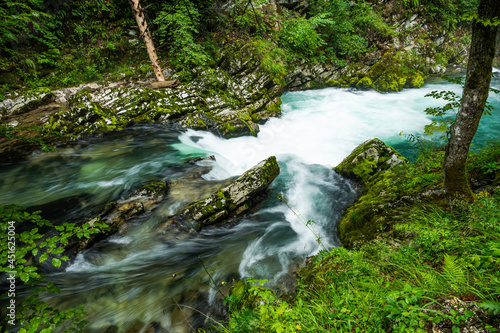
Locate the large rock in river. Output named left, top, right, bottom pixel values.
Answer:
left=164, top=156, right=280, bottom=233
left=334, top=138, right=407, bottom=184
left=334, top=138, right=407, bottom=248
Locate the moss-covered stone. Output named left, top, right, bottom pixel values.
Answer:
left=167, top=156, right=280, bottom=231
left=334, top=140, right=449, bottom=248
left=334, top=138, right=407, bottom=184
left=68, top=89, right=92, bottom=108
left=365, top=50, right=407, bottom=93
left=334, top=139, right=408, bottom=248
left=138, top=180, right=169, bottom=196
left=405, top=71, right=426, bottom=88
left=356, top=76, right=373, bottom=90
left=372, top=73, right=407, bottom=93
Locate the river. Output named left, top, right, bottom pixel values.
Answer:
left=1, top=72, right=500, bottom=332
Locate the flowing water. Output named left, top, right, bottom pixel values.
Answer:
left=2, top=72, right=500, bottom=332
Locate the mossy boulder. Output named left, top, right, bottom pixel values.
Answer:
left=405, top=71, right=425, bottom=88
left=334, top=138, right=407, bottom=184
left=166, top=156, right=280, bottom=232
left=366, top=50, right=407, bottom=93
left=356, top=77, right=373, bottom=90
left=332, top=50, right=427, bottom=93
left=63, top=179, right=170, bottom=256
left=334, top=139, right=409, bottom=248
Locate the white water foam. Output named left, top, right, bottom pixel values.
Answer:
left=177, top=86, right=446, bottom=179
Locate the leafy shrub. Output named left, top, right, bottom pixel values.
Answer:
left=154, top=1, right=210, bottom=67
left=309, top=0, right=393, bottom=60
left=0, top=205, right=108, bottom=332
left=277, top=14, right=329, bottom=59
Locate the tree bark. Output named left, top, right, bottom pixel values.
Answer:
left=129, top=0, right=165, bottom=82
left=443, top=0, right=500, bottom=202
left=150, top=80, right=180, bottom=89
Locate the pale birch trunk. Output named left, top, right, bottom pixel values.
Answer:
left=129, top=0, right=165, bottom=82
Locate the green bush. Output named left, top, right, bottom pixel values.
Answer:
left=154, top=1, right=211, bottom=67
left=0, top=205, right=108, bottom=332
left=309, top=0, right=393, bottom=60
left=277, top=14, right=328, bottom=59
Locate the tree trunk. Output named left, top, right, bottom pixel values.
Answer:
left=129, top=0, right=165, bottom=82
left=443, top=0, right=500, bottom=202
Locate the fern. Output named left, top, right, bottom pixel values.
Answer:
left=420, top=270, right=439, bottom=288
left=442, top=254, right=467, bottom=294
left=479, top=301, right=500, bottom=315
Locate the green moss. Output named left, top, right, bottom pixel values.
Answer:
left=326, top=79, right=341, bottom=87
left=405, top=71, right=425, bottom=88
left=68, top=89, right=92, bottom=108
left=139, top=181, right=169, bottom=196
left=336, top=146, right=449, bottom=248
left=348, top=76, right=360, bottom=87
left=372, top=73, right=406, bottom=93
left=356, top=76, right=373, bottom=90
left=259, top=156, right=280, bottom=184
left=334, top=138, right=407, bottom=183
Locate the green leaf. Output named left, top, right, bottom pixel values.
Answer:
left=463, top=310, right=474, bottom=318
left=20, top=272, right=29, bottom=282
left=52, top=258, right=61, bottom=268
left=39, top=252, right=48, bottom=263
left=32, top=248, right=39, bottom=256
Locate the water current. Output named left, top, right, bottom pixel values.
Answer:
left=1, top=72, right=500, bottom=332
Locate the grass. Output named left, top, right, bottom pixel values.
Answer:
left=217, top=146, right=500, bottom=333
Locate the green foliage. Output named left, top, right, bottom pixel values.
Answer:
left=468, top=142, right=500, bottom=176
left=397, top=0, right=480, bottom=30
left=0, top=205, right=108, bottom=332
left=402, top=77, right=498, bottom=144
left=277, top=14, right=328, bottom=58
left=309, top=0, right=393, bottom=60
left=0, top=1, right=53, bottom=56
left=253, top=39, right=287, bottom=85
left=154, top=1, right=210, bottom=67
left=0, top=0, right=138, bottom=90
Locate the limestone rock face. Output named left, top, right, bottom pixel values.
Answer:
left=0, top=87, right=55, bottom=116
left=166, top=156, right=280, bottom=232
left=37, top=44, right=283, bottom=139
left=334, top=138, right=407, bottom=184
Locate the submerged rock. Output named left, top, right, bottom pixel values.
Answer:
left=64, top=179, right=170, bottom=255
left=163, top=156, right=280, bottom=232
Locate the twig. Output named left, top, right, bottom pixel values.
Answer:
left=171, top=302, right=229, bottom=331
left=278, top=194, right=328, bottom=252
left=172, top=298, right=195, bottom=332
left=197, top=256, right=225, bottom=298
